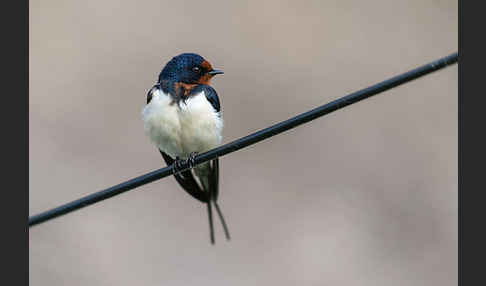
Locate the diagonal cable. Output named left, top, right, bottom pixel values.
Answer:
left=29, top=52, right=458, bottom=227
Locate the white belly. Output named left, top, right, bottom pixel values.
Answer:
left=142, top=89, right=223, bottom=159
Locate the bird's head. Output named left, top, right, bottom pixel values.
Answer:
left=159, top=53, right=223, bottom=88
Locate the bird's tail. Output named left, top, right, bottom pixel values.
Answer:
left=196, top=159, right=230, bottom=244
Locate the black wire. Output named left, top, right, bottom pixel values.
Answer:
left=29, top=52, right=458, bottom=227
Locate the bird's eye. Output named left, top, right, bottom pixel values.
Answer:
left=192, top=66, right=201, bottom=73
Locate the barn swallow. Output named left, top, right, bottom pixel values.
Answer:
left=142, top=53, right=229, bottom=244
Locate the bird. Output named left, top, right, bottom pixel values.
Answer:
left=142, top=53, right=229, bottom=244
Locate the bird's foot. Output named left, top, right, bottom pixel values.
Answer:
left=187, top=152, right=199, bottom=168
left=173, top=156, right=184, bottom=175
left=173, top=153, right=199, bottom=175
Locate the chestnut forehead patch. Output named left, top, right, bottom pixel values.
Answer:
left=201, top=60, right=213, bottom=71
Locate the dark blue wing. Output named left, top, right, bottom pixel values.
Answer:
left=190, top=84, right=221, bottom=112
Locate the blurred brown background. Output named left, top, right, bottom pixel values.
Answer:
left=29, top=0, right=457, bottom=285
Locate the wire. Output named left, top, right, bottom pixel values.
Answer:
left=29, top=52, right=458, bottom=227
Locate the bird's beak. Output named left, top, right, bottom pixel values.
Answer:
left=208, top=69, right=224, bottom=76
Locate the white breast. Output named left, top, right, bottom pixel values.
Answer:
left=142, top=89, right=223, bottom=159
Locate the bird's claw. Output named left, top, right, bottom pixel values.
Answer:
left=173, top=156, right=184, bottom=175
left=187, top=152, right=199, bottom=168
left=172, top=153, right=198, bottom=175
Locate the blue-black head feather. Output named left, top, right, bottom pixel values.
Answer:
left=159, top=53, right=205, bottom=83
left=157, top=53, right=223, bottom=98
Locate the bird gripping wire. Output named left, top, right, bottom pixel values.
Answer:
left=29, top=52, right=458, bottom=227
